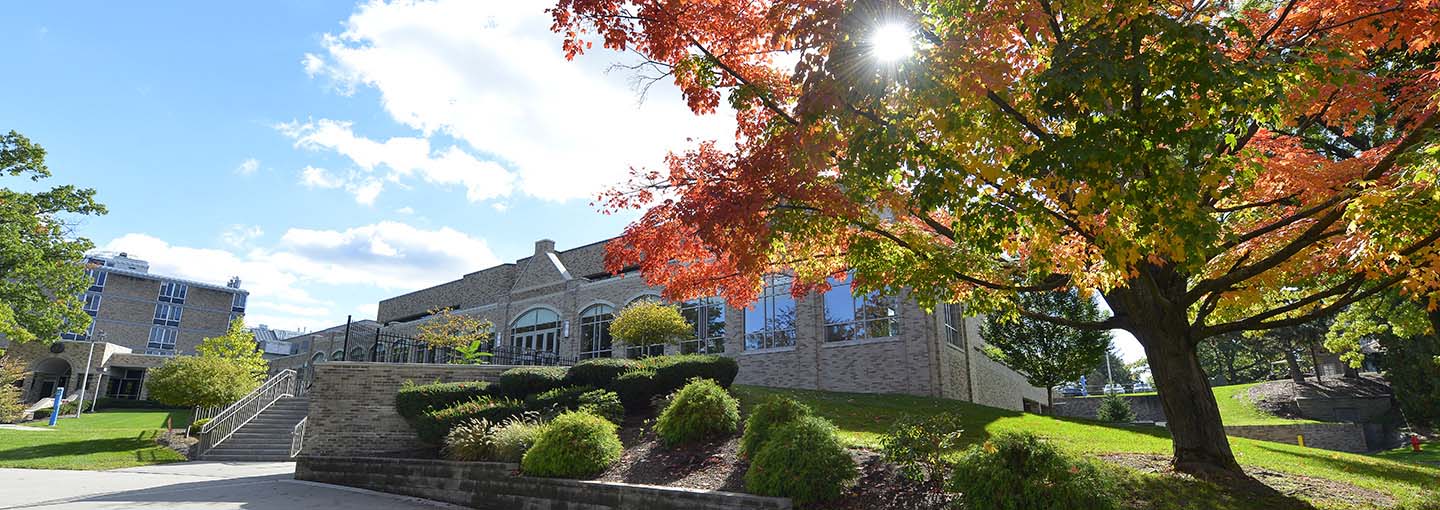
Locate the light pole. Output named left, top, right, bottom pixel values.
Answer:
left=76, top=330, right=102, bottom=418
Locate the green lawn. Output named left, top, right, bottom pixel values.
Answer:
left=1077, top=382, right=1315, bottom=426
left=733, top=385, right=1439, bottom=509
left=1373, top=440, right=1440, bottom=466
left=0, top=409, right=192, bottom=470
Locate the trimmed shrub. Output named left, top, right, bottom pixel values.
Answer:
left=563, top=358, right=637, bottom=389
left=612, top=368, right=659, bottom=410
left=490, top=415, right=546, bottom=463
left=739, top=395, right=813, bottom=458
left=525, top=385, right=595, bottom=415
left=414, top=397, right=525, bottom=445
left=188, top=418, right=213, bottom=435
left=521, top=411, right=623, bottom=478
left=949, top=432, right=1118, bottom=510
left=879, top=413, right=966, bottom=485
left=395, top=381, right=493, bottom=419
left=1096, top=394, right=1136, bottom=423
left=656, top=378, right=740, bottom=446
left=745, top=415, right=857, bottom=505
left=33, top=401, right=79, bottom=421
left=577, top=389, right=625, bottom=424
left=497, top=367, right=568, bottom=398
left=639, top=354, right=740, bottom=392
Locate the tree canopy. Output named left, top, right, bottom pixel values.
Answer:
left=609, top=300, right=692, bottom=351
left=0, top=130, right=106, bottom=344
left=145, top=356, right=257, bottom=409
left=552, top=0, right=1440, bottom=476
left=980, top=290, right=1110, bottom=407
left=195, top=317, right=269, bottom=382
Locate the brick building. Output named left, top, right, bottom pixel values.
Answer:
left=377, top=238, right=1050, bottom=412
left=4, top=252, right=249, bottom=404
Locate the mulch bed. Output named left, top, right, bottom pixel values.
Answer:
left=810, top=450, right=958, bottom=510
left=596, top=415, right=748, bottom=492
left=1100, top=453, right=1396, bottom=509
left=156, top=430, right=198, bottom=459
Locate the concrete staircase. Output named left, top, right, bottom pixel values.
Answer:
left=199, top=397, right=309, bottom=462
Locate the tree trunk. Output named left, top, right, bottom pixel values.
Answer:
left=1283, top=339, right=1305, bottom=382
left=1106, top=265, right=1244, bottom=477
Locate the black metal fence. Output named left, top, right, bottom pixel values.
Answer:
left=363, top=330, right=576, bottom=367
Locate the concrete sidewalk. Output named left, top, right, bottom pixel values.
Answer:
left=0, top=462, right=460, bottom=509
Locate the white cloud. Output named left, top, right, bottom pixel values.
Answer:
left=98, top=221, right=498, bottom=330
left=395, top=206, right=415, bottom=215
left=279, top=119, right=515, bottom=204
left=303, top=0, right=734, bottom=202
left=236, top=158, right=260, bottom=176
left=297, top=165, right=386, bottom=206
left=355, top=303, right=380, bottom=320
left=221, top=224, right=264, bottom=247
left=491, top=202, right=508, bottom=213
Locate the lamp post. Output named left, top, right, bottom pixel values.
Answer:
left=75, top=331, right=102, bottom=418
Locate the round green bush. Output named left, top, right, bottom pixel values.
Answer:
left=612, top=368, right=659, bottom=410
left=395, top=381, right=493, bottom=419
left=498, top=367, right=568, bottom=398
left=949, top=432, right=1119, bottom=510
left=1096, top=393, right=1136, bottom=423
left=739, top=395, right=813, bottom=458
left=655, top=378, right=740, bottom=446
left=524, top=385, right=595, bottom=415
left=521, top=411, right=622, bottom=478
left=563, top=358, right=638, bottom=389
left=638, top=354, right=740, bottom=393
left=577, top=389, right=625, bottom=424
left=188, top=418, right=213, bottom=435
left=745, top=415, right=857, bottom=505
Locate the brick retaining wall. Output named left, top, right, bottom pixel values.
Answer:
left=1051, top=395, right=1167, bottom=422
left=1224, top=423, right=1369, bottom=453
left=297, top=456, right=791, bottom=510
left=302, top=362, right=512, bottom=456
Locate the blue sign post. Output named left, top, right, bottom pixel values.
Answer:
left=48, top=387, right=65, bottom=427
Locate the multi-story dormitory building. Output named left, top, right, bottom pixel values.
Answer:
left=375, top=238, right=1050, bottom=412
left=4, top=253, right=249, bottom=403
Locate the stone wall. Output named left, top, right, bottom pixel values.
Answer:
left=298, top=456, right=791, bottom=510
left=1296, top=396, right=1392, bottom=423
left=1051, top=395, right=1167, bottom=422
left=1224, top=423, right=1369, bottom=453
left=303, top=362, right=512, bottom=456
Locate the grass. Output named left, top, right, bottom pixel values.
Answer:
left=733, top=385, right=1440, bottom=509
left=1077, top=382, right=1316, bottom=426
left=0, top=409, right=192, bottom=470
left=1373, top=440, right=1440, bottom=466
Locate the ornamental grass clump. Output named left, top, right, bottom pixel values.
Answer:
left=738, top=395, right=812, bottom=458
left=520, top=411, right=623, bottom=479
left=442, top=412, right=547, bottom=463
left=745, top=415, right=857, bottom=505
left=655, top=378, right=740, bottom=446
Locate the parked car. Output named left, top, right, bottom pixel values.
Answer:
left=1057, top=383, right=1085, bottom=397
left=1131, top=381, right=1154, bottom=393
left=1102, top=383, right=1125, bottom=395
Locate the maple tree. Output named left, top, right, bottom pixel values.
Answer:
left=551, top=0, right=1440, bottom=476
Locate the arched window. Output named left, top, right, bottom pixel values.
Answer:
left=332, top=350, right=344, bottom=362
left=311, top=352, right=327, bottom=364
left=372, top=343, right=388, bottom=363
left=578, top=304, right=614, bottom=359
left=349, top=347, right=366, bottom=362
left=510, top=308, right=561, bottom=353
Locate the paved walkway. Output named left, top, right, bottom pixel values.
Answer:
left=0, top=462, right=460, bottom=509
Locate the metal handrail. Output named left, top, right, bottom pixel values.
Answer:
left=290, top=417, right=307, bottom=458
left=195, top=369, right=297, bottom=456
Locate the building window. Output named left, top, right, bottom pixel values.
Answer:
left=105, top=368, right=146, bottom=400
left=510, top=308, right=561, bottom=353
left=231, top=292, right=247, bottom=313
left=822, top=274, right=900, bottom=342
left=87, top=268, right=107, bottom=292
left=82, top=293, right=102, bottom=315
left=744, top=275, right=798, bottom=350
left=158, top=282, right=188, bottom=304
left=153, top=303, right=182, bottom=327
left=942, top=303, right=967, bottom=349
left=146, top=326, right=178, bottom=355
left=578, top=304, right=614, bottom=359
left=680, top=297, right=726, bottom=354
left=60, top=321, right=95, bottom=341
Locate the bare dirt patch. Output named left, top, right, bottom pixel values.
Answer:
left=596, top=415, right=748, bottom=492
left=811, top=450, right=957, bottom=510
left=1100, top=453, right=1396, bottom=509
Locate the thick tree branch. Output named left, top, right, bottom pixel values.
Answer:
left=986, top=90, right=1050, bottom=140
left=1213, top=192, right=1300, bottom=213
left=1017, top=306, right=1125, bottom=331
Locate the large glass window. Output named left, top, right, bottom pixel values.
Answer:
left=744, top=275, right=798, bottom=350
left=510, top=308, right=561, bottom=353
left=232, top=292, right=247, bottom=313
left=822, top=274, right=900, bottom=342
left=158, top=282, right=188, bottom=304
left=578, top=304, right=615, bottom=359
left=153, top=303, right=182, bottom=327
left=83, top=293, right=102, bottom=315
left=680, top=297, right=726, bottom=354
left=146, top=326, right=178, bottom=356
left=87, top=268, right=107, bottom=292
left=943, top=303, right=967, bottom=349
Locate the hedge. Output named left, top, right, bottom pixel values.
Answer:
left=395, top=381, right=495, bottom=419
left=638, top=354, right=740, bottom=393
left=562, top=358, right=637, bottom=389
left=497, top=367, right=568, bottom=398
left=413, top=397, right=525, bottom=445
left=525, top=385, right=595, bottom=415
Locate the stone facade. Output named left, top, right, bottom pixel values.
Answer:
left=75, top=253, right=247, bottom=356
left=297, top=456, right=791, bottom=510
left=302, top=362, right=513, bottom=456
left=375, top=238, right=1049, bottom=412
left=5, top=340, right=168, bottom=404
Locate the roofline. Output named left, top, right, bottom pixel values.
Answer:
left=100, top=266, right=248, bottom=295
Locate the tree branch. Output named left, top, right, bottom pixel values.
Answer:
left=986, top=90, right=1050, bottom=140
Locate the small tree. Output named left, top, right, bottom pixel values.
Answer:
left=145, top=356, right=258, bottom=409
left=415, top=308, right=495, bottom=364
left=0, top=354, right=26, bottom=423
left=609, top=301, right=691, bottom=356
left=1096, top=393, right=1136, bottom=423
left=981, top=291, right=1110, bottom=409
left=195, top=316, right=268, bottom=382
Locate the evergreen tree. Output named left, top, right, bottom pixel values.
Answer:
left=981, top=291, right=1111, bottom=409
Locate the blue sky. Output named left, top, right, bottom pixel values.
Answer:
left=2, top=1, right=1146, bottom=362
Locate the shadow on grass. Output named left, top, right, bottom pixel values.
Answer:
left=1117, top=467, right=1318, bottom=510
left=1249, top=441, right=1440, bottom=487
left=0, top=431, right=160, bottom=462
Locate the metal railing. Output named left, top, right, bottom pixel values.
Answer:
left=195, top=369, right=298, bottom=457
left=366, top=332, right=576, bottom=366
left=290, top=417, right=308, bottom=458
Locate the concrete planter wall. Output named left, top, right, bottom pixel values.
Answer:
left=297, top=456, right=792, bottom=510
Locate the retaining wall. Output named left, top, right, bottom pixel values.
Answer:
left=1224, top=423, right=1369, bottom=453
left=297, top=456, right=791, bottom=510
left=1051, top=395, right=1166, bottom=422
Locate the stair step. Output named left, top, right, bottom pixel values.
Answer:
left=200, top=454, right=295, bottom=462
